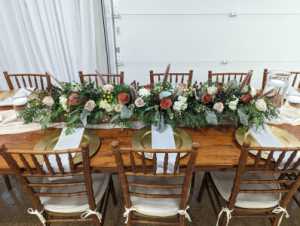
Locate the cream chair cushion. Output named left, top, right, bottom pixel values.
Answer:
left=210, top=171, right=281, bottom=209
left=39, top=174, right=109, bottom=213
left=128, top=176, right=185, bottom=217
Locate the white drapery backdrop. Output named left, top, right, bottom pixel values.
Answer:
left=0, top=0, right=108, bottom=90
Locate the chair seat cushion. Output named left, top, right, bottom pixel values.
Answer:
left=129, top=176, right=184, bottom=217
left=210, top=171, right=281, bottom=209
left=40, top=174, right=109, bottom=213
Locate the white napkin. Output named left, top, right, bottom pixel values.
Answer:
left=0, top=88, right=33, bottom=106
left=151, top=124, right=176, bottom=173
left=287, top=87, right=300, bottom=96
left=43, top=128, right=84, bottom=174
left=268, top=103, right=300, bottom=126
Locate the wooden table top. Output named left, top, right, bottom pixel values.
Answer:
left=0, top=125, right=299, bottom=174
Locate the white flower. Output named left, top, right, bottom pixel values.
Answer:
left=173, top=101, right=188, bottom=112
left=241, top=85, right=250, bottom=94
left=228, top=99, right=239, bottom=111
left=207, top=86, right=218, bottom=95
left=84, top=100, right=96, bottom=112
left=42, top=96, right=54, bottom=107
left=102, top=84, right=114, bottom=93
left=114, top=104, right=123, bottom=112
left=59, top=96, right=68, bottom=111
left=213, top=102, right=224, bottom=113
left=250, top=86, right=257, bottom=97
left=255, top=99, right=267, bottom=112
left=178, top=96, right=187, bottom=103
left=71, top=83, right=81, bottom=92
left=134, top=97, right=145, bottom=108
left=138, top=88, right=150, bottom=97
left=99, top=100, right=113, bottom=112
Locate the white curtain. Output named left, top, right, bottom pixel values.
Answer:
left=0, top=0, right=108, bottom=90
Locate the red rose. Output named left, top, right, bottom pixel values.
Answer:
left=68, top=93, right=80, bottom=106
left=240, top=93, right=252, bottom=103
left=117, top=92, right=130, bottom=104
left=202, top=94, right=213, bottom=104
left=160, top=98, right=173, bottom=110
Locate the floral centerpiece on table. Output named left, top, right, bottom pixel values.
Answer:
left=19, top=82, right=135, bottom=133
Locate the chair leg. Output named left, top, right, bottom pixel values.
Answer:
left=3, top=175, right=12, bottom=190
left=197, top=172, right=208, bottom=202
left=190, top=172, right=196, bottom=195
left=179, top=215, right=186, bottom=226
left=109, top=176, right=118, bottom=206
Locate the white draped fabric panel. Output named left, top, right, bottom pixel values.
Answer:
left=0, top=0, right=108, bottom=90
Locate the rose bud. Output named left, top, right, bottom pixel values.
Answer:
left=68, top=92, right=81, bottom=106
left=201, top=94, right=213, bottom=104
left=117, top=92, right=130, bottom=104
left=160, top=98, right=173, bottom=110
left=240, top=93, right=252, bottom=103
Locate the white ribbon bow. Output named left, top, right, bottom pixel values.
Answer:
left=178, top=206, right=192, bottom=222
left=216, top=207, right=234, bottom=226
left=27, top=208, right=46, bottom=226
left=81, top=209, right=102, bottom=222
left=272, top=206, right=290, bottom=226
left=123, top=207, right=137, bottom=224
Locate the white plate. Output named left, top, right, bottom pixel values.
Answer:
left=287, top=95, right=300, bottom=104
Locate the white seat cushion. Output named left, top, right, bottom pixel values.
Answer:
left=40, top=174, right=109, bottom=213
left=129, top=176, right=184, bottom=217
left=210, top=171, right=281, bottom=209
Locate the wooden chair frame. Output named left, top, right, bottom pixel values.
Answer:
left=262, top=69, right=300, bottom=91
left=0, top=145, right=116, bottom=226
left=198, top=145, right=300, bottom=226
left=79, top=71, right=124, bottom=86
left=3, top=71, right=52, bottom=91
left=208, top=70, right=253, bottom=86
left=150, top=70, right=193, bottom=87
left=112, top=141, right=199, bottom=226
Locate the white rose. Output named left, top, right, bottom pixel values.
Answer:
left=241, top=85, right=250, bottom=94
left=173, top=101, right=188, bottom=112
left=42, top=96, right=54, bottom=107
left=59, top=96, right=68, bottom=111
left=134, top=97, right=145, bottom=108
left=255, top=99, right=267, bottom=112
left=178, top=96, right=187, bottom=103
left=250, top=86, right=257, bottom=97
left=84, top=100, right=96, bottom=112
left=114, top=104, right=123, bottom=112
left=207, top=86, right=218, bottom=95
left=228, top=99, right=239, bottom=111
left=138, top=88, right=150, bottom=97
left=213, top=102, right=224, bottom=113
left=102, top=84, right=114, bottom=93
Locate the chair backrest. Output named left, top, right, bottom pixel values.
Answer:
left=79, top=71, right=124, bottom=87
left=111, top=141, right=199, bottom=210
left=3, top=71, right=52, bottom=91
left=227, top=145, right=300, bottom=209
left=208, top=70, right=253, bottom=85
left=0, top=145, right=96, bottom=211
left=291, top=72, right=300, bottom=89
left=150, top=70, right=193, bottom=87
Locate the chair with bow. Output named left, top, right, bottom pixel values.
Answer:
left=198, top=144, right=300, bottom=226
left=79, top=71, right=124, bottom=87
left=112, top=141, right=199, bottom=226
left=208, top=70, right=253, bottom=86
left=0, top=144, right=115, bottom=226
left=3, top=71, right=52, bottom=91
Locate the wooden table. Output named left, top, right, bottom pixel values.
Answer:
left=0, top=125, right=299, bottom=174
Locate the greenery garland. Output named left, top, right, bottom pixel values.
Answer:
left=19, top=80, right=278, bottom=133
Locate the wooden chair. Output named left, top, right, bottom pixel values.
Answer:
left=111, top=141, right=199, bottom=226
left=0, top=144, right=115, bottom=226
left=198, top=145, right=300, bottom=226
left=3, top=71, right=52, bottom=91
left=150, top=70, right=193, bottom=87
left=290, top=72, right=300, bottom=89
left=79, top=71, right=124, bottom=87
left=208, top=70, right=253, bottom=86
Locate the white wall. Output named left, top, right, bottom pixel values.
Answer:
left=111, top=0, right=300, bottom=87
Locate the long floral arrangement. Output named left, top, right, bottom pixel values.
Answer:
left=20, top=80, right=277, bottom=133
